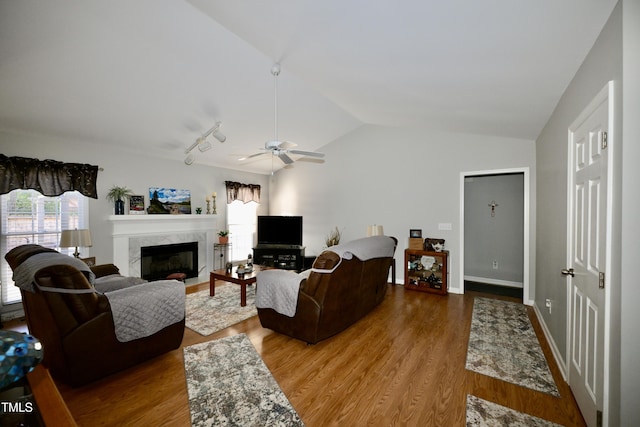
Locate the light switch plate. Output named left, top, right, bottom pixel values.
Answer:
left=438, top=223, right=452, bottom=231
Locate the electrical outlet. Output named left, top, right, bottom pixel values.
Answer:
left=492, top=260, right=498, bottom=269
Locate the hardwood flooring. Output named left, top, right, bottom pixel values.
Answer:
left=17, top=282, right=586, bottom=426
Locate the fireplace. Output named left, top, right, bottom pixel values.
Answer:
left=141, top=242, right=198, bottom=281
left=109, top=215, right=216, bottom=278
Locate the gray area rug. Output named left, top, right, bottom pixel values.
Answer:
left=466, top=395, right=563, bottom=426
left=465, top=297, right=560, bottom=396
left=183, top=333, right=305, bottom=427
left=185, top=284, right=257, bottom=336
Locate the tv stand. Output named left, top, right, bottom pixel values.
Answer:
left=253, top=245, right=305, bottom=271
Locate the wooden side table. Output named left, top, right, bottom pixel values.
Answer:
left=28, top=365, right=77, bottom=427
left=209, top=265, right=270, bottom=306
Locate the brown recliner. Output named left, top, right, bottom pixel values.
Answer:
left=4, top=244, right=185, bottom=387
left=257, top=236, right=397, bottom=344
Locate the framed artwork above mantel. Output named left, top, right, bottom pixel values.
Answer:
left=147, top=187, right=192, bottom=214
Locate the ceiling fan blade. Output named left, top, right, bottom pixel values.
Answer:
left=240, top=151, right=268, bottom=161
left=278, top=140, right=297, bottom=149
left=278, top=152, right=295, bottom=164
left=287, top=149, right=325, bottom=158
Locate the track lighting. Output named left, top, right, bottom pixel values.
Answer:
left=184, top=121, right=225, bottom=165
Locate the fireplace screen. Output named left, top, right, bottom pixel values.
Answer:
left=141, top=242, right=198, bottom=281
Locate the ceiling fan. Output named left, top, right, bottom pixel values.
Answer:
left=240, top=63, right=325, bottom=167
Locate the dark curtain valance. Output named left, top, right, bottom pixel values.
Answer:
left=225, top=181, right=261, bottom=204
left=0, top=155, right=99, bottom=199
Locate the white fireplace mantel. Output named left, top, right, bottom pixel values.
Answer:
left=109, top=215, right=218, bottom=279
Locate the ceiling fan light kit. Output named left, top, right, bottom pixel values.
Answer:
left=241, top=63, right=324, bottom=172
left=183, top=121, right=225, bottom=165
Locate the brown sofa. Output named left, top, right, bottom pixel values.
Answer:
left=4, top=244, right=185, bottom=386
left=256, top=236, right=397, bottom=344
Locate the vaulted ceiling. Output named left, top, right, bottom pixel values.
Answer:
left=0, top=0, right=618, bottom=174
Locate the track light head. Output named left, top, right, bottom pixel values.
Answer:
left=198, top=139, right=212, bottom=152
left=212, top=129, right=226, bottom=143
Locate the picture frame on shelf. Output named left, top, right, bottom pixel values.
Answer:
left=409, top=229, right=422, bottom=238
left=129, top=195, right=145, bottom=214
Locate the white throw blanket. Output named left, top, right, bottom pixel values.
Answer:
left=94, top=274, right=148, bottom=293
left=255, top=270, right=306, bottom=317
left=312, top=235, right=396, bottom=273
left=104, top=280, right=185, bottom=342
left=12, top=252, right=96, bottom=292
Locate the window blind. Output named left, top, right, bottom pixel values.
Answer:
left=227, top=200, right=258, bottom=263
left=1, top=189, right=88, bottom=306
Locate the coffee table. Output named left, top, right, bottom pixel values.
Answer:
left=209, top=265, right=269, bottom=307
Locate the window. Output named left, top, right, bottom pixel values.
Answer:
left=227, top=200, right=258, bottom=263
left=1, top=190, right=88, bottom=306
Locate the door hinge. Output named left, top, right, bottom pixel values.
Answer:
left=600, top=131, right=608, bottom=149
left=599, top=272, right=605, bottom=289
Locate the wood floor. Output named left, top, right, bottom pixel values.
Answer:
left=27, top=282, right=586, bottom=426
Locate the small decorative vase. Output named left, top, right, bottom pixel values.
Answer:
left=114, top=199, right=125, bottom=215
left=219, top=236, right=229, bottom=244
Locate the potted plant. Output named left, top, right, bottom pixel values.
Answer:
left=218, top=230, right=230, bottom=244
left=106, top=185, right=133, bottom=215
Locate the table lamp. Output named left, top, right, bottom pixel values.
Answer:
left=60, top=229, right=92, bottom=258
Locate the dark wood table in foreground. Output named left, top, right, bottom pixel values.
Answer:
left=209, top=265, right=270, bottom=306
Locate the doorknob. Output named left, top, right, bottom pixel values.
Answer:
left=561, top=268, right=575, bottom=277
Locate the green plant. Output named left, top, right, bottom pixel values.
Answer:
left=106, top=185, right=133, bottom=202
left=218, top=230, right=229, bottom=237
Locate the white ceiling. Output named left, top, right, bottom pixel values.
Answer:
left=0, top=0, right=618, bottom=175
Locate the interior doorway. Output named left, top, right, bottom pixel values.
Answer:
left=459, top=167, right=531, bottom=304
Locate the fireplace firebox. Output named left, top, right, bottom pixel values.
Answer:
left=141, top=242, right=198, bottom=281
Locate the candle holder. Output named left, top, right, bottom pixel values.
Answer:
left=212, top=195, right=217, bottom=214
left=206, top=200, right=211, bottom=215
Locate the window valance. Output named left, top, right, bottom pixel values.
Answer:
left=225, top=181, right=261, bottom=204
left=0, top=155, right=100, bottom=199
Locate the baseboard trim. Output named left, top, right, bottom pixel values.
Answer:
left=464, top=275, right=523, bottom=288
left=532, top=303, right=568, bottom=382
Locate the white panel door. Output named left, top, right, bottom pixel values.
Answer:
left=566, top=83, right=611, bottom=427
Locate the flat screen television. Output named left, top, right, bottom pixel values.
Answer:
left=257, top=216, right=303, bottom=246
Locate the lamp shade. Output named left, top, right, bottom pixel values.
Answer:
left=60, top=229, right=92, bottom=248
left=367, top=225, right=384, bottom=236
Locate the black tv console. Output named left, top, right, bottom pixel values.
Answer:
left=253, top=245, right=305, bottom=271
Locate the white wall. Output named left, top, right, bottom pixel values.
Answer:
left=0, top=128, right=270, bottom=266
left=536, top=3, right=624, bottom=424
left=269, top=124, right=536, bottom=293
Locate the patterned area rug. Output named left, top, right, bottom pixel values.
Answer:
left=465, top=297, right=560, bottom=396
left=183, top=334, right=305, bottom=427
left=185, top=284, right=257, bottom=336
left=466, top=395, right=563, bottom=426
